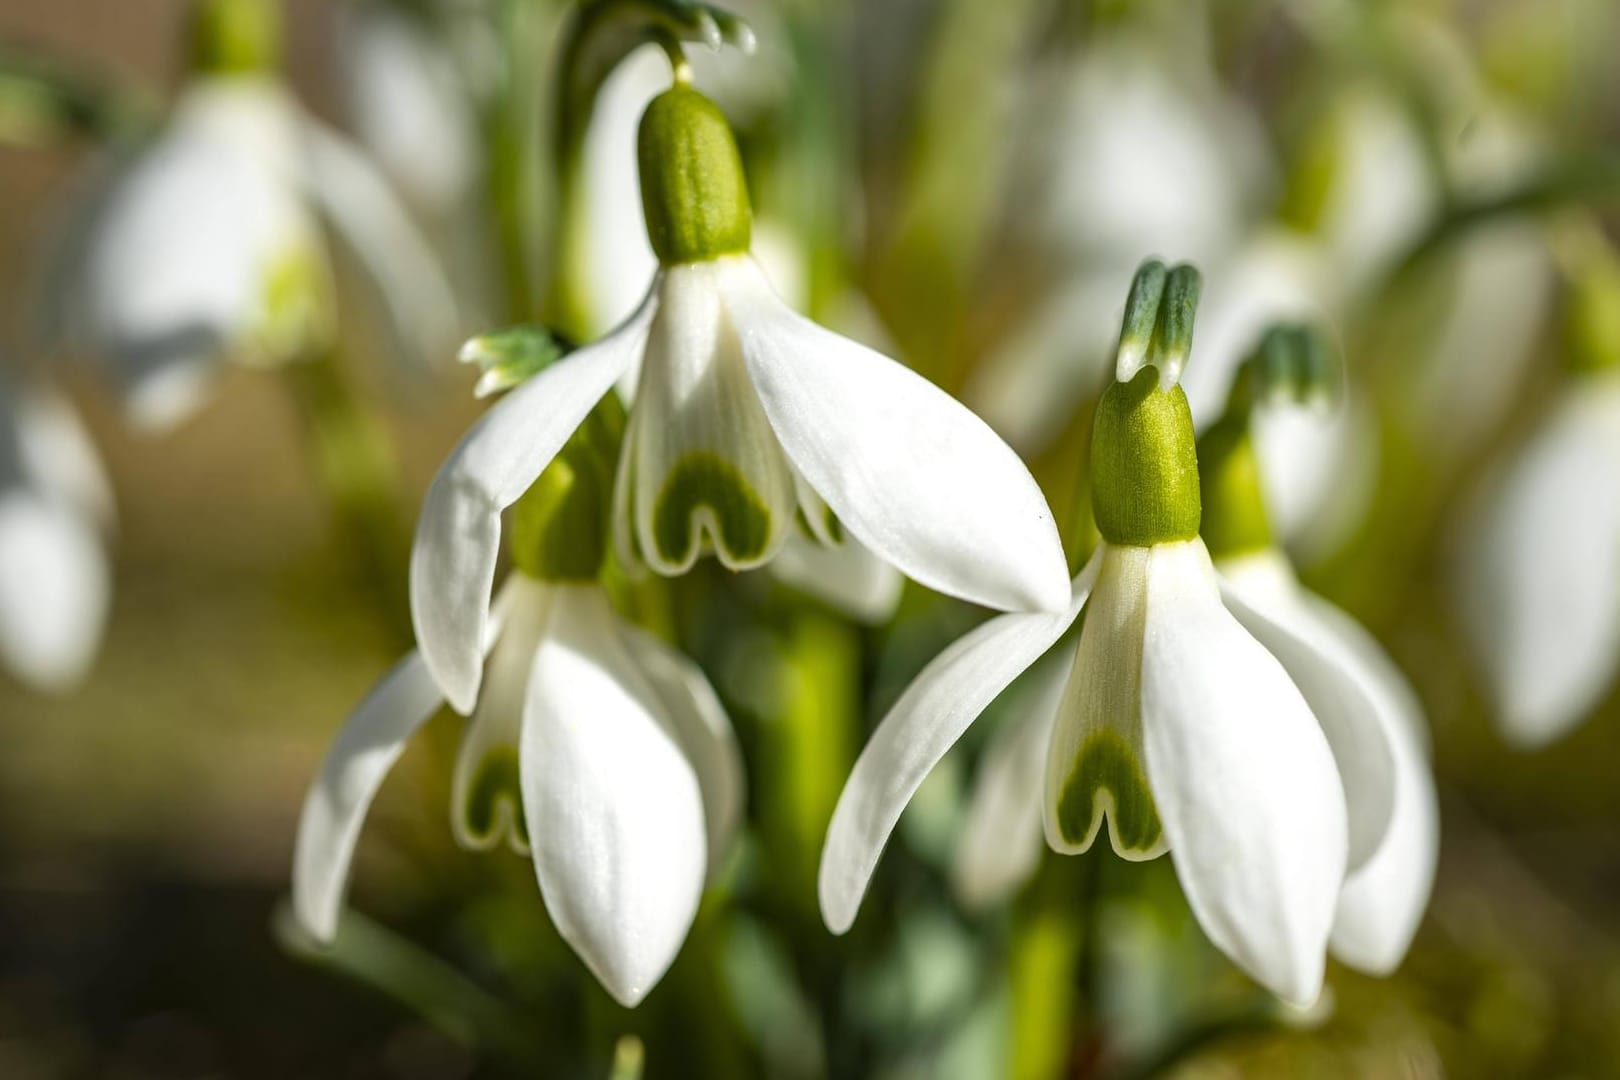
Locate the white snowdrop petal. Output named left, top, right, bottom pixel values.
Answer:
left=1219, top=553, right=1396, bottom=872
left=819, top=560, right=1096, bottom=934
left=1139, top=539, right=1346, bottom=1007
left=409, top=291, right=655, bottom=713
left=767, top=534, right=904, bottom=626
left=298, top=117, right=460, bottom=369
left=520, top=587, right=707, bottom=1007
left=619, top=623, right=747, bottom=880
left=1455, top=377, right=1620, bottom=747
left=725, top=257, right=1070, bottom=614
left=291, top=649, right=445, bottom=944
left=0, top=492, right=109, bottom=694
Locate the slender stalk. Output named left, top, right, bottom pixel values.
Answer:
left=274, top=903, right=549, bottom=1071
left=282, top=348, right=410, bottom=643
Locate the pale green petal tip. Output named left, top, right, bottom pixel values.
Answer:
left=637, top=86, right=752, bottom=265
left=456, top=747, right=529, bottom=854
left=189, top=0, right=282, bottom=76
left=459, top=326, right=569, bottom=400
left=1055, top=731, right=1164, bottom=857
left=258, top=243, right=333, bottom=362
left=1090, top=370, right=1201, bottom=547
left=652, top=451, right=778, bottom=570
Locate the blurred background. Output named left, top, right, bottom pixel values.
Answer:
left=2, top=0, right=1620, bottom=1076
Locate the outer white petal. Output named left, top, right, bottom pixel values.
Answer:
left=297, top=117, right=459, bottom=369
left=1218, top=551, right=1396, bottom=872
left=1139, top=539, right=1346, bottom=1007
left=291, top=649, right=444, bottom=944
left=520, top=586, right=706, bottom=1007
left=1454, top=376, right=1620, bottom=747
left=0, top=491, right=109, bottom=693
left=619, top=623, right=746, bottom=880
left=725, top=257, right=1069, bottom=614
left=767, top=534, right=904, bottom=625
left=410, top=292, right=655, bottom=713
left=819, top=558, right=1096, bottom=934
left=1307, top=595, right=1438, bottom=974
left=951, top=653, right=1067, bottom=911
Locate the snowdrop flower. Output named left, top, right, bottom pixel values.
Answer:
left=412, top=74, right=1066, bottom=713
left=58, top=0, right=456, bottom=430
left=949, top=323, right=1440, bottom=977
left=1454, top=361, right=1620, bottom=747
left=293, top=410, right=743, bottom=1007
left=0, top=378, right=113, bottom=693
left=822, top=264, right=1360, bottom=1006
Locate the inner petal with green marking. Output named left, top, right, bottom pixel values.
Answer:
left=450, top=577, right=550, bottom=856
left=626, top=262, right=796, bottom=574
left=1043, top=544, right=1167, bottom=861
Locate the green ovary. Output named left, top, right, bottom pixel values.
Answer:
left=463, top=748, right=528, bottom=848
left=1056, top=731, right=1162, bottom=854
left=653, top=451, right=774, bottom=566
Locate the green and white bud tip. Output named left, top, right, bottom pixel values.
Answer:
left=188, top=0, right=281, bottom=76
left=459, top=326, right=572, bottom=399
left=637, top=84, right=752, bottom=266
left=1091, top=260, right=1204, bottom=548
left=1115, top=260, right=1202, bottom=389
left=1196, top=321, right=1337, bottom=560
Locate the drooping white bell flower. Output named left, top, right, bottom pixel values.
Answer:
left=821, top=265, right=1358, bottom=1006
left=1454, top=372, right=1620, bottom=747
left=0, top=378, right=113, bottom=693
left=57, top=0, right=457, bottom=431
left=412, top=78, right=1067, bottom=713
left=293, top=419, right=743, bottom=1007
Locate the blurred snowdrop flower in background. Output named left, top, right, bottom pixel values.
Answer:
left=412, top=79, right=1065, bottom=712
left=968, top=37, right=1266, bottom=451
left=1454, top=337, right=1620, bottom=748
left=294, top=415, right=744, bottom=1008
left=824, top=266, right=1371, bottom=1006
left=52, top=0, right=457, bottom=431
left=0, top=376, right=112, bottom=694
left=338, top=1, right=479, bottom=215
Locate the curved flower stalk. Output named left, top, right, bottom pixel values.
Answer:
left=0, top=377, right=113, bottom=693
left=822, top=265, right=1376, bottom=1006
left=293, top=401, right=744, bottom=1008
left=413, top=70, right=1066, bottom=713
left=53, top=0, right=457, bottom=431
left=1453, top=364, right=1620, bottom=748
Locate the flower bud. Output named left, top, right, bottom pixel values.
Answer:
left=1196, top=417, right=1272, bottom=560
left=637, top=85, right=752, bottom=265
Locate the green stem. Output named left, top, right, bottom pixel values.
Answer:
left=274, top=903, right=548, bottom=1071
left=486, top=0, right=548, bottom=324
left=283, top=350, right=411, bottom=643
